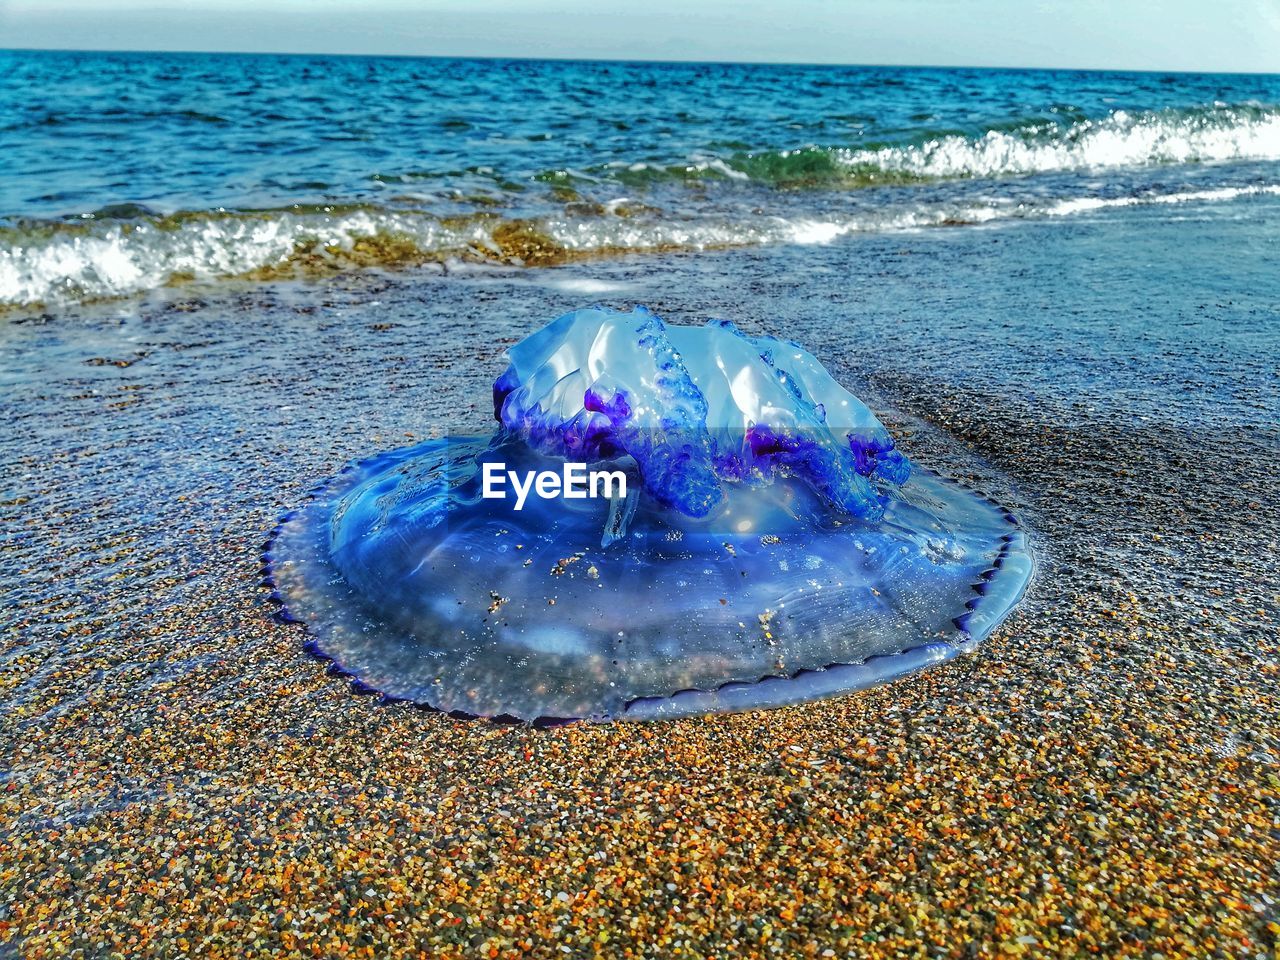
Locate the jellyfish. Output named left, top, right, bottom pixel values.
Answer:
left=266, top=306, right=1032, bottom=722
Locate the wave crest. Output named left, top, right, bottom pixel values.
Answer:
left=552, top=104, right=1280, bottom=188
left=1, top=203, right=1004, bottom=306
left=835, top=104, right=1280, bottom=181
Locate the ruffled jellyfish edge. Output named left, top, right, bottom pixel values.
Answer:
left=261, top=457, right=1034, bottom=726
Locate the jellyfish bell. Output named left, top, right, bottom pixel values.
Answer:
left=266, top=306, right=1033, bottom=722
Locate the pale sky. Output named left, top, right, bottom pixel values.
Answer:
left=2, top=0, right=1279, bottom=73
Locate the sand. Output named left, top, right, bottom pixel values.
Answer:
left=1, top=225, right=1277, bottom=958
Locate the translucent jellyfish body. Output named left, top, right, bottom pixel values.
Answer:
left=267, top=306, right=1032, bottom=722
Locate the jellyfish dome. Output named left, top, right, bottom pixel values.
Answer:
left=266, top=306, right=1032, bottom=722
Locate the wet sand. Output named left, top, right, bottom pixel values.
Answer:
left=2, top=211, right=1278, bottom=957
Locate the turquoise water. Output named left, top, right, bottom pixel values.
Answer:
left=1, top=50, right=1279, bottom=305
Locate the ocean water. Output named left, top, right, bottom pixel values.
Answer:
left=2, top=49, right=1279, bottom=307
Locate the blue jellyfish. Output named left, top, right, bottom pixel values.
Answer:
left=266, top=306, right=1032, bottom=722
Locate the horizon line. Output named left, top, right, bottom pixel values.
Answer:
left=3, top=45, right=1278, bottom=78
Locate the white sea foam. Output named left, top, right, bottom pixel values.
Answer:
left=835, top=106, right=1280, bottom=179
left=0, top=209, right=487, bottom=307
left=1044, top=184, right=1280, bottom=217
left=3, top=179, right=1279, bottom=308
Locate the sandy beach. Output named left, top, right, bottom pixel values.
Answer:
left=2, top=203, right=1277, bottom=957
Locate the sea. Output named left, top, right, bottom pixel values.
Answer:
left=2, top=49, right=1279, bottom=308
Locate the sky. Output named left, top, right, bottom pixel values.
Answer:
left=2, top=0, right=1279, bottom=73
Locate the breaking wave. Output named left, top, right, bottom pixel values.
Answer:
left=562, top=104, right=1280, bottom=188
left=4, top=181, right=1279, bottom=308
left=834, top=104, right=1280, bottom=181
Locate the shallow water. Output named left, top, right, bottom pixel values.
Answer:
left=2, top=51, right=1279, bottom=305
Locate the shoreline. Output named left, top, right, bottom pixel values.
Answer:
left=2, top=213, right=1276, bottom=956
